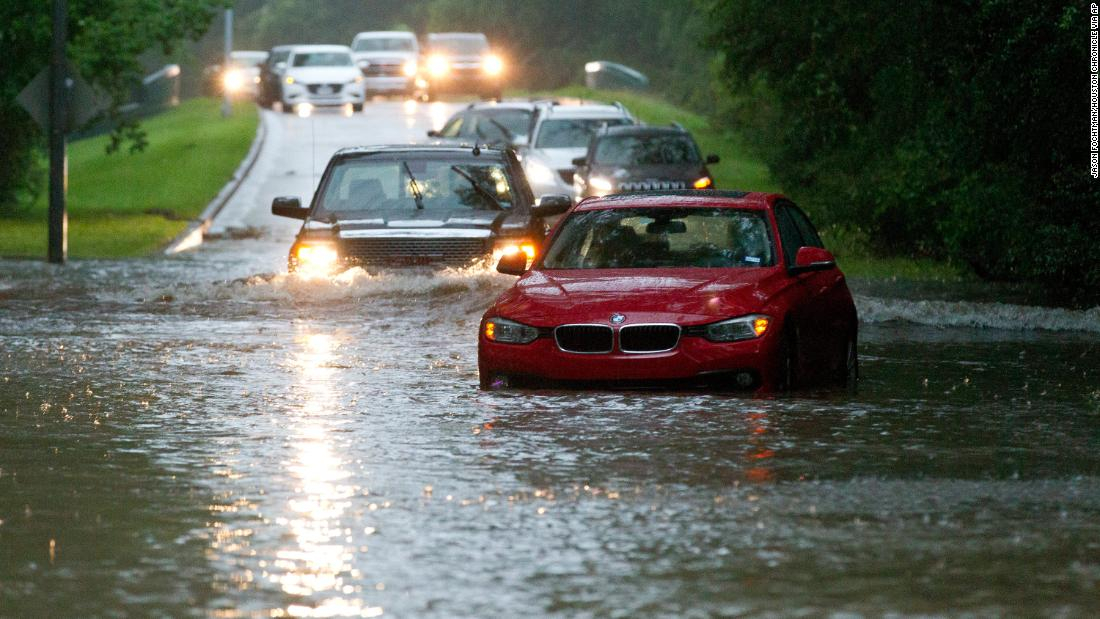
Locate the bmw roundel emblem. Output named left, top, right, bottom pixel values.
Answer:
left=610, top=313, right=626, bottom=324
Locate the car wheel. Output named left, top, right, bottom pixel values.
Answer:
left=281, top=102, right=295, bottom=115
left=352, top=103, right=364, bottom=112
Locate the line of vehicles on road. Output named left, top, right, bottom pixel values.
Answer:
left=215, top=30, right=506, bottom=112
left=245, top=31, right=857, bottom=395
left=269, top=141, right=857, bottom=394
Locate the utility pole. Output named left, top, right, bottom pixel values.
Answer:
left=48, top=0, right=68, bottom=264
left=221, top=8, right=233, bottom=118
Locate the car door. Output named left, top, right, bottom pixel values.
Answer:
left=778, top=201, right=849, bottom=379
left=774, top=203, right=831, bottom=380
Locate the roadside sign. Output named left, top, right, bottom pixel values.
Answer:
left=16, top=61, right=108, bottom=133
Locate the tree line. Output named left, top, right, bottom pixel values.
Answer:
left=2, top=0, right=1093, bottom=298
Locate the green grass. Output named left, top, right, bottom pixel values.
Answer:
left=0, top=98, right=258, bottom=259
left=512, top=86, right=780, bottom=193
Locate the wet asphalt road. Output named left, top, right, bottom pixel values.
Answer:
left=1, top=100, right=1099, bottom=618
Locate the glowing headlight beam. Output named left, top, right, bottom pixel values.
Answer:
left=427, top=55, right=450, bottom=77
left=483, top=55, right=503, bottom=76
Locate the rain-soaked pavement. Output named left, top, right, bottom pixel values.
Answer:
left=2, top=101, right=1100, bottom=618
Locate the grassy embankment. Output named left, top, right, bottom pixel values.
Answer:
left=517, top=86, right=969, bottom=282
left=0, top=98, right=258, bottom=258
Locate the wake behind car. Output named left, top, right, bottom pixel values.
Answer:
left=280, top=45, right=366, bottom=113
left=478, top=191, right=858, bottom=392
left=423, top=33, right=504, bottom=100
left=351, top=31, right=419, bottom=96
left=572, top=124, right=720, bottom=200
left=270, top=145, right=572, bottom=272
left=521, top=101, right=635, bottom=200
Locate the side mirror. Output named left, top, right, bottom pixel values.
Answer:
left=705, top=154, right=721, bottom=165
left=789, top=246, right=836, bottom=274
left=571, top=156, right=588, bottom=167
left=496, top=251, right=528, bottom=276
left=427, top=130, right=440, bottom=138
left=533, top=194, right=572, bottom=217
left=271, top=196, right=308, bottom=219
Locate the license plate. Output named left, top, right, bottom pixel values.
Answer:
left=317, top=86, right=333, bottom=95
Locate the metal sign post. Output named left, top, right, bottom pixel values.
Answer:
left=221, top=8, right=233, bottom=118
left=48, top=0, right=68, bottom=264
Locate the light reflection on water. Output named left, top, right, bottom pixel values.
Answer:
left=1, top=246, right=1099, bottom=616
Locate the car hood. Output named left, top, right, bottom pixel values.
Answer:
left=593, top=163, right=708, bottom=182
left=493, top=268, right=789, bottom=326
left=352, top=51, right=416, bottom=63
left=285, top=66, right=360, bottom=83
left=305, top=208, right=528, bottom=236
left=528, top=148, right=587, bottom=170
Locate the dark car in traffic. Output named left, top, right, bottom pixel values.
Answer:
left=422, top=33, right=504, bottom=101
left=571, top=124, right=720, bottom=201
left=270, top=145, right=571, bottom=272
left=257, top=45, right=295, bottom=108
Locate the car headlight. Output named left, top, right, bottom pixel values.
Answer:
left=703, top=314, right=770, bottom=342
left=285, top=75, right=295, bottom=85
left=498, top=240, right=537, bottom=261
left=525, top=161, right=555, bottom=186
left=484, top=317, right=539, bottom=344
left=427, top=55, right=449, bottom=77
left=223, top=69, right=244, bottom=92
left=353, top=75, right=364, bottom=84
left=589, top=176, right=614, bottom=193
left=693, top=176, right=713, bottom=189
left=294, top=242, right=339, bottom=272
left=483, top=54, right=503, bottom=76
left=403, top=60, right=418, bottom=77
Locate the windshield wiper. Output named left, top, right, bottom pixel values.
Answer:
left=485, top=118, right=514, bottom=142
left=403, top=161, right=425, bottom=210
left=450, top=165, right=503, bottom=211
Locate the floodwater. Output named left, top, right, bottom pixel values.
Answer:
left=1, top=236, right=1097, bottom=618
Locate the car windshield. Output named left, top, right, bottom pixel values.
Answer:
left=230, top=52, right=267, bottom=67
left=430, top=36, right=488, bottom=55
left=292, top=52, right=353, bottom=67
left=535, top=118, right=631, bottom=149
left=353, top=38, right=416, bottom=52
left=316, top=157, right=516, bottom=216
left=542, top=207, right=775, bottom=269
left=595, top=134, right=701, bottom=165
left=476, top=110, right=532, bottom=140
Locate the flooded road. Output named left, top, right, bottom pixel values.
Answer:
left=3, top=103, right=1100, bottom=617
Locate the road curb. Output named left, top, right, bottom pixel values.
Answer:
left=164, top=107, right=269, bottom=254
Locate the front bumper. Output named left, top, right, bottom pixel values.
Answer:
left=479, top=330, right=781, bottom=390
left=283, top=83, right=365, bottom=107
left=363, top=76, right=414, bottom=94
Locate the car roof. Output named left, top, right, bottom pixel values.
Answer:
left=428, top=32, right=488, bottom=40
left=288, top=45, right=353, bottom=54
left=353, top=31, right=416, bottom=39
left=463, top=101, right=539, bottom=112
left=574, top=191, right=776, bottom=211
left=597, top=124, right=690, bottom=138
left=332, top=144, right=510, bottom=160
left=537, top=103, right=631, bottom=120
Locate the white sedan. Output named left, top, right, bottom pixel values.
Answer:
left=280, top=45, right=366, bottom=113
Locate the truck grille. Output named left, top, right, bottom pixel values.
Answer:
left=341, top=237, right=489, bottom=266
left=619, top=324, right=681, bottom=353
left=362, top=63, right=404, bottom=77
left=555, top=325, right=614, bottom=354
left=619, top=180, right=688, bottom=192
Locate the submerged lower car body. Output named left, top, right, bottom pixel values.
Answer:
left=479, top=321, right=795, bottom=392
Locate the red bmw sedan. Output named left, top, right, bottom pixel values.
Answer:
left=477, top=191, right=858, bottom=392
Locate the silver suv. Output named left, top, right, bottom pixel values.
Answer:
left=351, top=31, right=419, bottom=96
left=520, top=101, right=634, bottom=199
